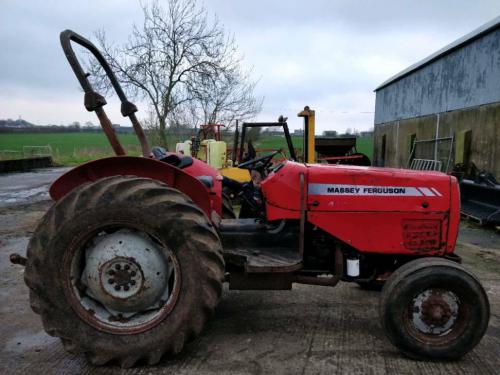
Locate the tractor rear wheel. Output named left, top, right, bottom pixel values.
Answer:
left=24, top=176, right=224, bottom=367
left=379, top=257, right=489, bottom=360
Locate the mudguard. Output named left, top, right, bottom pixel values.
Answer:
left=50, top=156, right=219, bottom=219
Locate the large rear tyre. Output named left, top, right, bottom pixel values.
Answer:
left=379, top=257, right=489, bottom=360
left=24, top=176, right=224, bottom=367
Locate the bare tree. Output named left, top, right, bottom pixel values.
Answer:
left=189, top=66, right=262, bottom=127
left=90, top=0, right=261, bottom=147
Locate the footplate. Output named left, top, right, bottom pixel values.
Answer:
left=223, top=247, right=302, bottom=273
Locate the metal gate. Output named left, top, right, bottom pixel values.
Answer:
left=408, top=136, right=454, bottom=173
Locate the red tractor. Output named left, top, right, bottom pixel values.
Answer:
left=18, top=30, right=490, bottom=367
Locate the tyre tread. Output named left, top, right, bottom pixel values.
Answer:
left=25, top=176, right=224, bottom=367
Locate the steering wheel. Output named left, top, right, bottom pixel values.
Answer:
left=238, top=150, right=281, bottom=170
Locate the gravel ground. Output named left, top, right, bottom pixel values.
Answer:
left=0, top=169, right=499, bottom=374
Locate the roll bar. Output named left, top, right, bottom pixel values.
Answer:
left=237, top=118, right=297, bottom=163
left=59, top=29, right=150, bottom=157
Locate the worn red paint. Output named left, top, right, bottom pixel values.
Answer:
left=402, top=219, right=441, bottom=251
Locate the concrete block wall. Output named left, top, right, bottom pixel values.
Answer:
left=373, top=101, right=500, bottom=178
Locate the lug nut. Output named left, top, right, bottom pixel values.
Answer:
left=114, top=285, right=121, bottom=291
left=108, top=270, right=115, bottom=276
left=130, top=271, right=136, bottom=277
left=124, top=264, right=130, bottom=271
left=108, top=279, right=115, bottom=284
left=130, top=280, right=136, bottom=286
left=124, top=285, right=130, bottom=291
left=115, top=264, right=121, bottom=270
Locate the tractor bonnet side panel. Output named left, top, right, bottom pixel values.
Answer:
left=307, top=164, right=451, bottom=212
left=308, top=211, right=449, bottom=255
left=306, top=164, right=457, bottom=255
left=261, top=161, right=306, bottom=220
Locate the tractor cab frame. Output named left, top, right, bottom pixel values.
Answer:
left=235, top=118, right=297, bottom=163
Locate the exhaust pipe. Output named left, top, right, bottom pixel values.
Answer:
left=293, top=245, right=343, bottom=287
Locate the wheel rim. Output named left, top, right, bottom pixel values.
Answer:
left=405, top=287, right=469, bottom=344
left=65, top=227, right=181, bottom=334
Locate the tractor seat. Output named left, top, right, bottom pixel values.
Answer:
left=197, top=176, right=214, bottom=188
left=151, top=147, right=193, bottom=169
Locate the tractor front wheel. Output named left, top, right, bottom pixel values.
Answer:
left=24, top=176, right=224, bottom=367
left=379, top=257, right=489, bottom=360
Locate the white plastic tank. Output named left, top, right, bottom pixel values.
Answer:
left=346, top=258, right=360, bottom=277
left=175, top=140, right=192, bottom=155
left=208, top=141, right=227, bottom=169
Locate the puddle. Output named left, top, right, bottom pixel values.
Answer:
left=0, top=186, right=50, bottom=208
left=0, top=167, right=69, bottom=208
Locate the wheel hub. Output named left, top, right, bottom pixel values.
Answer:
left=411, top=288, right=459, bottom=335
left=421, top=294, right=453, bottom=326
left=81, top=229, right=170, bottom=313
left=102, top=257, right=143, bottom=297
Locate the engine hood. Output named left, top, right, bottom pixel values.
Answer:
left=306, top=163, right=452, bottom=212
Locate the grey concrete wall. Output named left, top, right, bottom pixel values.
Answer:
left=373, top=102, right=500, bottom=178
left=0, top=157, right=53, bottom=173
left=375, top=28, right=500, bottom=125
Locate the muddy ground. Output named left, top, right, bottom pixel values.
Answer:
left=0, top=169, right=499, bottom=374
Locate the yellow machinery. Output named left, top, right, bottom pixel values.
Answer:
left=298, top=106, right=370, bottom=166
left=297, top=106, right=316, bottom=163
left=177, top=138, right=230, bottom=170
left=177, top=107, right=318, bottom=183
left=175, top=140, right=191, bottom=155
left=219, top=164, right=250, bottom=182
left=204, top=140, right=228, bottom=170
left=176, top=124, right=251, bottom=182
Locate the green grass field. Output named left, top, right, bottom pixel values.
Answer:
left=0, top=132, right=373, bottom=166
left=354, top=137, right=374, bottom=160
left=0, top=133, right=141, bottom=165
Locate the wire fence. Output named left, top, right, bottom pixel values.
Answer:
left=0, top=150, right=23, bottom=160
left=0, top=145, right=53, bottom=160
left=22, top=145, right=53, bottom=158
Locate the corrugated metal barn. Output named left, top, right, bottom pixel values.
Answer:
left=373, top=16, right=500, bottom=178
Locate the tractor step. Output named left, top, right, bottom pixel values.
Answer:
left=223, top=247, right=302, bottom=273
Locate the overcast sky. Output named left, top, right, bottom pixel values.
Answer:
left=1, top=0, right=500, bottom=133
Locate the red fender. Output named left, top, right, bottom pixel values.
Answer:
left=49, top=156, right=216, bottom=219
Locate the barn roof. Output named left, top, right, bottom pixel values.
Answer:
left=375, top=15, right=500, bottom=91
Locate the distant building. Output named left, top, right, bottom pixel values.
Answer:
left=373, top=16, right=500, bottom=177
left=112, top=124, right=135, bottom=134
left=359, top=130, right=373, bottom=138
left=262, top=130, right=283, bottom=136
left=322, top=130, right=338, bottom=137
left=0, top=119, right=34, bottom=129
